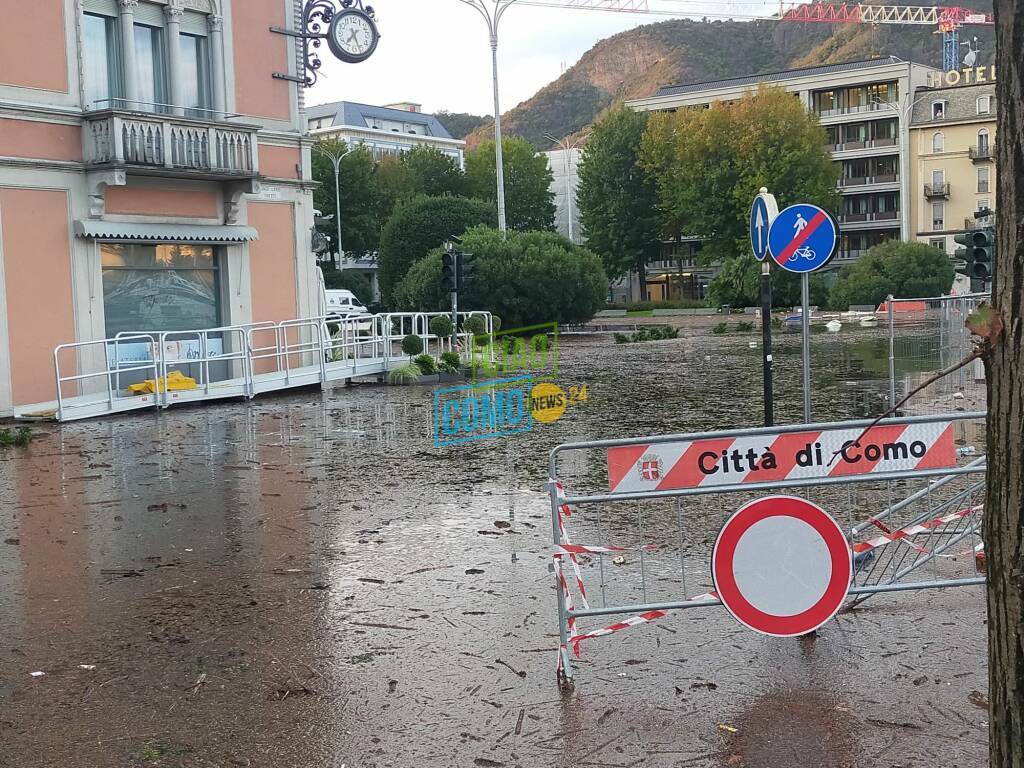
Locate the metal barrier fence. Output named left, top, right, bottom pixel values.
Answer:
left=548, top=411, right=987, bottom=684
left=886, top=293, right=989, bottom=416
left=50, top=311, right=494, bottom=421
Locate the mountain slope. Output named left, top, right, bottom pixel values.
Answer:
left=467, top=12, right=996, bottom=150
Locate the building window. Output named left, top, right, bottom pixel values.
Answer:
left=873, top=118, right=897, bottom=142
left=180, top=33, right=211, bottom=118
left=977, top=199, right=990, bottom=213
left=978, top=166, right=990, bottom=193
left=977, top=128, right=990, bottom=153
left=134, top=24, right=168, bottom=112
left=977, top=95, right=991, bottom=115
left=83, top=12, right=122, bottom=110
left=932, top=169, right=945, bottom=186
left=101, top=243, right=220, bottom=336
left=932, top=131, right=944, bottom=153
left=930, top=238, right=946, bottom=252
left=814, top=89, right=839, bottom=114
left=867, top=81, right=897, bottom=104
left=932, top=101, right=946, bottom=119
left=932, top=202, right=945, bottom=231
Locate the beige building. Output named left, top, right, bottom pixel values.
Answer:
left=909, top=82, right=997, bottom=252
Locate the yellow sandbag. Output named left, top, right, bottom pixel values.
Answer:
left=128, top=370, right=198, bottom=395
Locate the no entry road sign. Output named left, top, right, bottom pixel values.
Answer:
left=767, top=203, right=839, bottom=273
left=750, top=191, right=779, bottom=262
left=712, top=495, right=852, bottom=637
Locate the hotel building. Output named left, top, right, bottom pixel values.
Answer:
left=627, top=57, right=938, bottom=297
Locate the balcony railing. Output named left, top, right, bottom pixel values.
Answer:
left=924, top=182, right=951, bottom=199
left=969, top=144, right=994, bottom=162
left=84, top=110, right=260, bottom=178
left=838, top=174, right=900, bottom=189
left=837, top=210, right=900, bottom=224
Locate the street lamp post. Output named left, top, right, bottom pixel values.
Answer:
left=873, top=92, right=932, bottom=242
left=313, top=143, right=354, bottom=265
left=459, top=0, right=519, bottom=236
left=544, top=132, right=589, bottom=243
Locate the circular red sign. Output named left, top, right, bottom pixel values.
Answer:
left=712, top=495, right=852, bottom=637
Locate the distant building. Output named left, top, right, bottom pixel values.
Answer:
left=544, top=148, right=583, bottom=243
left=627, top=57, right=939, bottom=301
left=307, top=101, right=465, bottom=167
left=908, top=82, right=997, bottom=253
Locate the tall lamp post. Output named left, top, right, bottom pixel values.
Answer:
left=459, top=0, right=519, bottom=236
left=873, top=91, right=932, bottom=242
left=313, top=142, right=354, bottom=265
left=544, top=132, right=589, bottom=243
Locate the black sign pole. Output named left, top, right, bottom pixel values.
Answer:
left=760, top=260, right=774, bottom=427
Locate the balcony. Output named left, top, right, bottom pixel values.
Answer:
left=924, top=182, right=951, bottom=200
left=83, top=110, right=260, bottom=180
left=837, top=211, right=900, bottom=224
left=969, top=144, right=994, bottom=162
left=838, top=174, right=899, bottom=189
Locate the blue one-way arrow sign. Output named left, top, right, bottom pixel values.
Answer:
left=750, top=190, right=779, bottom=262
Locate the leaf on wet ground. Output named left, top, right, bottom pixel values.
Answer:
left=465, top=568, right=485, bottom=575
left=968, top=690, right=989, bottom=709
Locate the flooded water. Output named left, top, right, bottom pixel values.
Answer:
left=0, top=325, right=988, bottom=767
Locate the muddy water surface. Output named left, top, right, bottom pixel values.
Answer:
left=0, top=326, right=988, bottom=767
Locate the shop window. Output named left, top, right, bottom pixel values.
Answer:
left=101, top=243, right=220, bottom=337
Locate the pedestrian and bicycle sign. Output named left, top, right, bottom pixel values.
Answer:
left=767, top=203, right=839, bottom=273
left=712, top=495, right=852, bottom=637
left=750, top=191, right=779, bottom=262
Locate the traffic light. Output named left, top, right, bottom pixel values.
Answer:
left=970, top=228, right=995, bottom=291
left=456, top=251, right=475, bottom=291
left=954, top=228, right=994, bottom=292
left=441, top=244, right=456, bottom=293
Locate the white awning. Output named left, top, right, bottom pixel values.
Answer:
left=75, top=221, right=259, bottom=243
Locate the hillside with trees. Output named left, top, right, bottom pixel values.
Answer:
left=465, top=8, right=995, bottom=150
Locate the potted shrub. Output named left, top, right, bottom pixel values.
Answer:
left=438, top=350, right=464, bottom=382
left=413, top=354, right=440, bottom=383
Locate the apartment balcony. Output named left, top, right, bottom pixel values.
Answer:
left=924, top=182, right=951, bottom=200
left=969, top=144, right=994, bottom=162
left=838, top=174, right=899, bottom=190
left=83, top=110, right=260, bottom=180
left=837, top=211, right=899, bottom=224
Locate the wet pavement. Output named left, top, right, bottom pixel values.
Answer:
left=0, top=324, right=988, bottom=767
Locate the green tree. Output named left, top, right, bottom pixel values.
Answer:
left=828, top=241, right=954, bottom=309
left=577, top=106, right=661, bottom=299
left=395, top=226, right=607, bottom=328
left=400, top=146, right=466, bottom=198
left=465, top=138, right=556, bottom=231
left=639, top=86, right=840, bottom=265
left=373, top=155, right=416, bottom=224
left=434, top=111, right=492, bottom=140
left=311, top=139, right=380, bottom=256
left=377, top=196, right=496, bottom=306
left=708, top=255, right=828, bottom=308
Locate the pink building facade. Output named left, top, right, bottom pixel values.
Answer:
left=0, top=0, right=318, bottom=415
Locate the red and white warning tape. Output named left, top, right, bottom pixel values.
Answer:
left=853, top=504, right=983, bottom=555
left=552, top=479, right=717, bottom=661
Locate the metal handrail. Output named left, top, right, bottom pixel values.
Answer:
left=54, top=335, right=161, bottom=420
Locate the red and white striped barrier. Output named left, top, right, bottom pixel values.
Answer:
left=607, top=421, right=955, bottom=494
left=853, top=505, right=982, bottom=555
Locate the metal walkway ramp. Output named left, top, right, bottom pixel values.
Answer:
left=17, top=312, right=493, bottom=422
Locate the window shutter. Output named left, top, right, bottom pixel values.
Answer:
left=83, top=0, right=119, bottom=16
left=133, top=1, right=166, bottom=27
left=180, top=10, right=209, bottom=36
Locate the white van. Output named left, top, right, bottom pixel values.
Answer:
left=324, top=289, right=369, bottom=319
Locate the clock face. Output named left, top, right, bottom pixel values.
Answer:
left=327, top=9, right=379, bottom=64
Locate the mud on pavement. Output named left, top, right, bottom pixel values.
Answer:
left=0, top=328, right=989, bottom=767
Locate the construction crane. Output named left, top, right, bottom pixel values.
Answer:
left=779, top=3, right=994, bottom=71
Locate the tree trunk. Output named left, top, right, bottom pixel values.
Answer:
left=637, top=254, right=648, bottom=302
left=985, top=3, right=1024, bottom=765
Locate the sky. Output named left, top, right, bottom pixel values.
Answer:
left=307, top=0, right=776, bottom=116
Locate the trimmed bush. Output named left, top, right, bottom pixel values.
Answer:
left=401, top=334, right=424, bottom=356
left=712, top=322, right=729, bottom=335
left=463, top=315, right=487, bottom=341
left=413, top=354, right=438, bottom=375
left=736, top=320, right=754, bottom=332
left=0, top=426, right=32, bottom=447
left=429, top=315, right=454, bottom=338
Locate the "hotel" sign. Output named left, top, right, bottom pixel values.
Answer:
left=928, top=66, right=997, bottom=88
